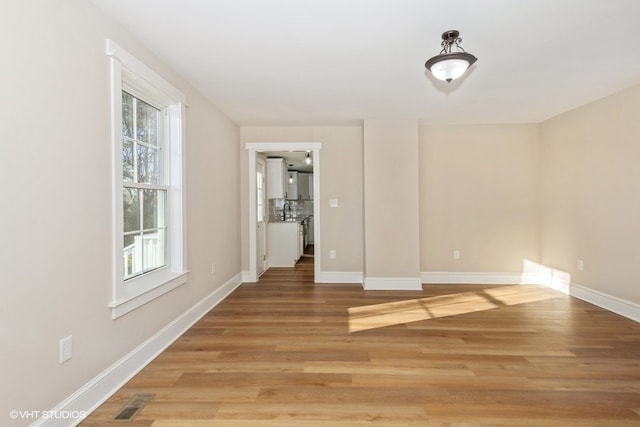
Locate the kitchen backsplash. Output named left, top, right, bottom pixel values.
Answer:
left=269, top=198, right=314, bottom=222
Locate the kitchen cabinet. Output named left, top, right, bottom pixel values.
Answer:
left=297, top=173, right=313, bottom=200
left=297, top=221, right=304, bottom=257
left=306, top=215, right=314, bottom=244
left=268, top=222, right=303, bottom=267
left=266, top=158, right=288, bottom=199
left=287, top=171, right=298, bottom=200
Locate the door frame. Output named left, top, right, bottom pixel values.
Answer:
left=245, top=142, right=322, bottom=283
left=255, top=157, right=266, bottom=276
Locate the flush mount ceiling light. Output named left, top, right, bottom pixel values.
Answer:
left=425, top=30, right=477, bottom=83
left=304, top=151, right=312, bottom=165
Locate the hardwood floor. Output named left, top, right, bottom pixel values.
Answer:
left=83, top=255, right=640, bottom=426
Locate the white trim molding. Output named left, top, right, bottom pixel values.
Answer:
left=316, top=271, right=364, bottom=284
left=106, top=39, right=188, bottom=318
left=363, top=277, right=423, bottom=290
left=34, top=274, right=243, bottom=427
left=241, top=271, right=252, bottom=283
left=421, top=272, right=535, bottom=285
left=569, top=282, right=640, bottom=323
left=105, top=39, right=187, bottom=105
left=109, top=271, right=189, bottom=318
left=245, top=142, right=322, bottom=284
left=420, top=271, right=640, bottom=323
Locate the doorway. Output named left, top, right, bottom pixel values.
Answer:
left=245, top=142, right=322, bottom=283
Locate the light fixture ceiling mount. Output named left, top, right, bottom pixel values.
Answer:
left=425, top=30, right=477, bottom=83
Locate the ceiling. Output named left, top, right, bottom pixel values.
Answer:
left=91, top=0, right=640, bottom=126
left=266, top=151, right=313, bottom=173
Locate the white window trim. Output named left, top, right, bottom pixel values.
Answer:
left=106, top=39, right=188, bottom=319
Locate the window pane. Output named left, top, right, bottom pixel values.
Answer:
left=123, top=188, right=140, bottom=232
left=143, top=229, right=165, bottom=270
left=136, top=98, right=159, bottom=146
left=122, top=92, right=133, bottom=138
left=123, top=233, right=142, bottom=278
left=143, top=189, right=165, bottom=230
left=136, top=144, right=160, bottom=184
left=122, top=139, right=134, bottom=182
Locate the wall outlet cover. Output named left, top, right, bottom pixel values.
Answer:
left=60, top=335, right=73, bottom=364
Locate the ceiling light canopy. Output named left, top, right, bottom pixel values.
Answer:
left=425, top=30, right=477, bottom=83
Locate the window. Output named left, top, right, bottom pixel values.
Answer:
left=122, top=92, right=166, bottom=279
left=107, top=39, right=188, bottom=318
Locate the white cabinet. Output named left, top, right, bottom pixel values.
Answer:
left=287, top=171, right=298, bottom=200
left=306, top=215, right=314, bottom=244
left=297, top=222, right=304, bottom=258
left=267, top=158, right=287, bottom=199
left=297, top=173, right=313, bottom=200
left=268, top=222, right=302, bottom=267
left=284, top=171, right=313, bottom=200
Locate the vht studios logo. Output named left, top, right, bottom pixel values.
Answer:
left=9, top=409, right=87, bottom=420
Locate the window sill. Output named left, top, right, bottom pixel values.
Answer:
left=109, top=270, right=189, bottom=319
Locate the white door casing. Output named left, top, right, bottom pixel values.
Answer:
left=245, top=142, right=322, bottom=283
left=256, top=158, right=266, bottom=276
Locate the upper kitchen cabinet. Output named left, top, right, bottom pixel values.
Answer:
left=267, top=158, right=288, bottom=199
left=297, top=173, right=313, bottom=200
left=287, top=171, right=298, bottom=200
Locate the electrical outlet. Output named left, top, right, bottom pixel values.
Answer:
left=329, top=199, right=338, bottom=208
left=577, top=259, right=584, bottom=271
left=453, top=250, right=461, bottom=260
left=60, top=335, right=73, bottom=364
left=329, top=250, right=336, bottom=259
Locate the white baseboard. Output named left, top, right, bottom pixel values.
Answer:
left=241, top=270, right=252, bottom=283
left=546, top=275, right=571, bottom=295
left=421, top=272, right=530, bottom=285
left=363, top=277, right=422, bottom=290
left=35, top=273, right=243, bottom=427
left=421, top=271, right=639, bottom=323
left=315, top=271, right=363, bottom=284
left=569, top=282, right=640, bottom=322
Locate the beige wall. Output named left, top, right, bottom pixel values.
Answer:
left=240, top=126, right=364, bottom=273
left=540, top=84, right=640, bottom=304
left=363, top=120, right=420, bottom=278
left=0, top=0, right=240, bottom=421
left=419, top=124, right=541, bottom=273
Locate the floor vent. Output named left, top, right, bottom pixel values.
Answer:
left=112, top=393, right=154, bottom=421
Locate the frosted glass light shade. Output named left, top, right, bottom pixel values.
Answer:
left=430, top=59, right=470, bottom=82
left=425, top=52, right=477, bottom=83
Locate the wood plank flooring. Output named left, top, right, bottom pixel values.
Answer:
left=82, top=254, right=640, bottom=426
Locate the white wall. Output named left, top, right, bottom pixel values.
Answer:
left=363, top=120, right=420, bottom=282
left=419, top=124, right=541, bottom=273
left=0, top=0, right=240, bottom=423
left=540, top=84, right=640, bottom=304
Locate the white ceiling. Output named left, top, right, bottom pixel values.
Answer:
left=266, top=151, right=313, bottom=173
left=91, top=0, right=640, bottom=126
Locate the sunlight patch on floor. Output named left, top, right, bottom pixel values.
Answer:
left=348, top=285, right=561, bottom=332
